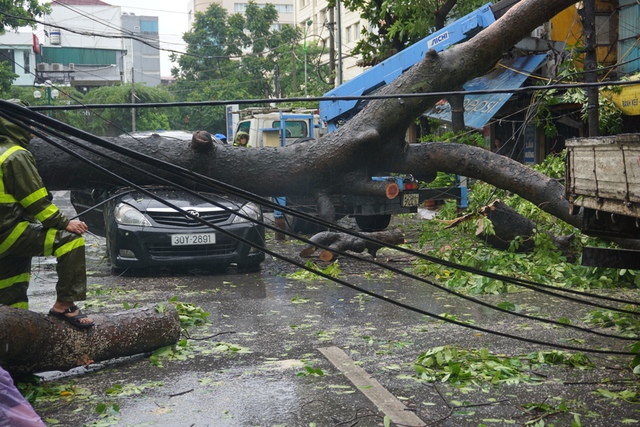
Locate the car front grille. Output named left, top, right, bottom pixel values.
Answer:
left=148, top=211, right=232, bottom=227
left=147, top=241, right=238, bottom=257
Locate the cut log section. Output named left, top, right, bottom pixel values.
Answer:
left=478, top=200, right=574, bottom=255
left=0, top=304, right=181, bottom=377
left=300, top=229, right=405, bottom=261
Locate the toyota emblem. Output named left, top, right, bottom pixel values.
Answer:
left=187, top=210, right=199, bottom=217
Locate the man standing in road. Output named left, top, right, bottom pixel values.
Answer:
left=0, top=99, right=94, bottom=329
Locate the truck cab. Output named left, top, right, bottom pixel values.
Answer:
left=233, top=109, right=326, bottom=148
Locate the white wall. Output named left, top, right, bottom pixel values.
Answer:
left=44, top=4, right=124, bottom=50
left=0, top=32, right=37, bottom=86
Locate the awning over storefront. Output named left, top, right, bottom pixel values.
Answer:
left=424, top=54, right=547, bottom=129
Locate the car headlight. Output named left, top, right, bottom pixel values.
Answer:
left=232, top=202, right=262, bottom=224
left=114, top=203, right=152, bottom=226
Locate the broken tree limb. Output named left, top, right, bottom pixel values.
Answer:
left=478, top=200, right=574, bottom=255
left=300, top=229, right=405, bottom=261
left=0, top=304, right=181, bottom=377
left=443, top=199, right=575, bottom=257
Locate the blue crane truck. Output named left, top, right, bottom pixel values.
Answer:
left=234, top=1, right=522, bottom=232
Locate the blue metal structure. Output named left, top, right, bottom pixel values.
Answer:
left=319, top=3, right=497, bottom=131
left=317, top=1, right=531, bottom=212
left=424, top=54, right=547, bottom=129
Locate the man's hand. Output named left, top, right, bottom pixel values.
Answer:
left=66, top=219, right=88, bottom=235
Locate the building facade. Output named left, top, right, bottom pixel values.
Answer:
left=121, top=13, right=161, bottom=86
left=187, top=0, right=368, bottom=85
left=0, top=33, right=39, bottom=86
left=188, top=0, right=294, bottom=28
left=34, top=0, right=161, bottom=88
left=296, top=0, right=367, bottom=84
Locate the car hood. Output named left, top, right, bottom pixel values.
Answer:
left=115, top=187, right=249, bottom=213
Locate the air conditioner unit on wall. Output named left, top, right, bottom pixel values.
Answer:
left=37, top=63, right=50, bottom=72
left=69, top=63, right=75, bottom=71
left=51, top=63, right=63, bottom=71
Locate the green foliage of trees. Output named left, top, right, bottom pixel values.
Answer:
left=0, top=62, right=18, bottom=94
left=533, top=44, right=624, bottom=137
left=6, top=85, right=88, bottom=130
left=82, top=84, right=175, bottom=136
left=169, top=1, right=331, bottom=133
left=414, top=151, right=640, bottom=293
left=0, top=1, right=49, bottom=91
left=331, top=0, right=487, bottom=65
left=0, top=1, right=48, bottom=35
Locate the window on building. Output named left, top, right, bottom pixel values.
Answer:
left=141, top=20, right=159, bottom=33
left=0, top=49, right=15, bottom=73
left=23, top=50, right=30, bottom=74
left=275, top=4, right=293, bottom=14
left=235, top=3, right=291, bottom=13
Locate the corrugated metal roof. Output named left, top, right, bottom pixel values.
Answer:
left=42, top=46, right=120, bottom=65
left=424, top=54, right=547, bottom=129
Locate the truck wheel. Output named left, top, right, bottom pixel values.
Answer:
left=355, top=214, right=391, bottom=232
left=287, top=214, right=327, bottom=235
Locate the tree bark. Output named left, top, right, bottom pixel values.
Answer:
left=300, top=229, right=405, bottom=260
left=478, top=200, right=575, bottom=256
left=0, top=304, right=181, bottom=377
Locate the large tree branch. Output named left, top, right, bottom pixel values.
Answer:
left=390, top=142, right=579, bottom=227
left=29, top=0, right=581, bottom=226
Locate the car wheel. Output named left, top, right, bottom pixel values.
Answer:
left=355, top=214, right=391, bottom=232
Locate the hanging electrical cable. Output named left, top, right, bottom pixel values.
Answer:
left=2, top=102, right=639, bottom=356
left=4, top=100, right=640, bottom=315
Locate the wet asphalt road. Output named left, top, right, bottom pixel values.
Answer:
left=23, top=193, right=640, bottom=426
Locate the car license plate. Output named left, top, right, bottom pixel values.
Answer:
left=171, top=233, right=216, bottom=246
left=402, top=193, right=420, bottom=207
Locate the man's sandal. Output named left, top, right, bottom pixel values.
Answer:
left=48, top=305, right=95, bottom=329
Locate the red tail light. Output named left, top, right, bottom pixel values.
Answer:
left=404, top=182, right=418, bottom=190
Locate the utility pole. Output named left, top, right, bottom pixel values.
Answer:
left=336, top=0, right=343, bottom=85
left=303, top=19, right=313, bottom=96
left=274, top=64, right=280, bottom=98
left=291, top=41, right=297, bottom=92
left=580, top=0, right=599, bottom=136
left=328, top=8, right=336, bottom=82
left=130, top=67, right=136, bottom=132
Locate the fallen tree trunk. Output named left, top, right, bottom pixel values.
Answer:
left=445, top=200, right=575, bottom=257
left=0, top=304, right=181, bottom=377
left=23, top=0, right=581, bottom=230
left=300, top=229, right=405, bottom=261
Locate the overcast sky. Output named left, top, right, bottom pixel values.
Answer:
left=104, top=0, right=190, bottom=76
